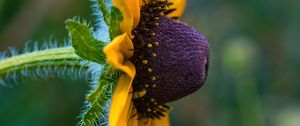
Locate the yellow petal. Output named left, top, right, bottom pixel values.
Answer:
left=167, top=0, right=187, bottom=18
left=112, top=0, right=141, bottom=34
left=138, top=118, right=151, bottom=126
left=125, top=0, right=141, bottom=29
left=110, top=74, right=134, bottom=126
left=103, top=33, right=135, bottom=77
left=127, top=106, right=139, bottom=126
left=104, top=33, right=136, bottom=126
left=111, top=0, right=132, bottom=34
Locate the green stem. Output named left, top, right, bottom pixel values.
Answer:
left=0, top=47, right=87, bottom=78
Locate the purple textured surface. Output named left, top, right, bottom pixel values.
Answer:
left=131, top=16, right=209, bottom=104
left=147, top=16, right=209, bottom=103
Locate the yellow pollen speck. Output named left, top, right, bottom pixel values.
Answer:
left=158, top=106, right=163, bottom=109
left=147, top=43, right=153, bottom=48
left=130, top=34, right=135, bottom=39
left=133, top=90, right=147, bottom=99
left=148, top=68, right=153, bottom=73
left=154, top=102, right=158, bottom=105
left=154, top=42, right=159, bottom=46
left=147, top=108, right=151, bottom=112
left=152, top=53, right=157, bottom=57
left=143, top=60, right=148, bottom=64
left=144, top=28, right=149, bottom=31
left=151, top=76, right=157, bottom=81
left=153, top=110, right=157, bottom=113
left=151, top=33, right=156, bottom=36
left=155, top=17, right=159, bottom=20
left=152, top=84, right=157, bottom=88
left=150, top=98, right=155, bottom=102
left=145, top=84, right=149, bottom=88
left=155, top=23, right=159, bottom=26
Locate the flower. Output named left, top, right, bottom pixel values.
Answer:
left=103, top=0, right=209, bottom=126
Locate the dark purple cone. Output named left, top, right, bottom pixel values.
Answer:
left=145, top=16, right=209, bottom=103
left=129, top=1, right=209, bottom=119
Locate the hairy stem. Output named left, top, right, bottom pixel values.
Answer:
left=0, top=47, right=87, bottom=78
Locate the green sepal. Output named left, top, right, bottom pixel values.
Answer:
left=109, top=7, right=123, bottom=39
left=65, top=19, right=106, bottom=64
left=97, top=0, right=110, bottom=25
left=94, top=0, right=123, bottom=40
left=80, top=65, right=120, bottom=126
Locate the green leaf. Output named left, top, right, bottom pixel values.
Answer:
left=109, top=7, right=123, bottom=39
left=80, top=65, right=120, bottom=126
left=65, top=19, right=106, bottom=64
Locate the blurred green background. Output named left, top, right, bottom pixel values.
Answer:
left=1, top=0, right=300, bottom=126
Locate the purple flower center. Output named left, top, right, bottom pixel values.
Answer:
left=129, top=1, right=209, bottom=119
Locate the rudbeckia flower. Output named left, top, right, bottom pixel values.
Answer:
left=103, top=0, right=209, bottom=126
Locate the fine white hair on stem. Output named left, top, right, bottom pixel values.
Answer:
left=90, top=0, right=110, bottom=43
left=0, top=37, right=104, bottom=87
left=97, top=96, right=112, bottom=126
